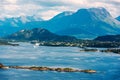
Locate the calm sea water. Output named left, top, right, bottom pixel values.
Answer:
left=0, top=42, right=120, bottom=80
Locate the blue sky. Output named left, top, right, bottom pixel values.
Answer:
left=0, top=0, right=120, bottom=20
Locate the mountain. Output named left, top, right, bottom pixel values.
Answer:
left=1, top=7, right=120, bottom=39
left=116, top=16, right=120, bottom=21
left=0, top=16, right=43, bottom=37
left=4, top=28, right=77, bottom=42
left=25, top=8, right=120, bottom=39
left=94, top=35, right=120, bottom=42
left=51, top=11, right=74, bottom=20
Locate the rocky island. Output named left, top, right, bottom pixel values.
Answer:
left=80, top=48, right=99, bottom=52
left=0, top=63, right=96, bottom=73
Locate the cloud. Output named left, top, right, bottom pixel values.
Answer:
left=0, top=0, right=120, bottom=20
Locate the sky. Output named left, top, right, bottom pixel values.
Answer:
left=0, top=0, right=120, bottom=20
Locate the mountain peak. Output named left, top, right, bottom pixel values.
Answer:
left=16, top=15, right=43, bottom=23
left=88, top=7, right=111, bottom=18
left=75, top=7, right=111, bottom=21
left=0, top=15, right=43, bottom=24
left=32, top=28, right=50, bottom=34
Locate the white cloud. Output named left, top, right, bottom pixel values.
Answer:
left=6, top=0, right=17, bottom=4
left=37, top=10, right=60, bottom=19
left=0, top=0, right=120, bottom=20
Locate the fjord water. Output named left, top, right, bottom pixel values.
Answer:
left=0, top=43, right=120, bottom=80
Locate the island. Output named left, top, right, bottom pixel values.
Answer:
left=0, top=63, right=96, bottom=73
left=80, top=48, right=99, bottom=52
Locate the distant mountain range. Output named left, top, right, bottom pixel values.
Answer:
left=94, top=35, right=120, bottom=42
left=0, top=7, right=120, bottom=39
left=0, top=16, right=43, bottom=36
left=4, top=28, right=77, bottom=42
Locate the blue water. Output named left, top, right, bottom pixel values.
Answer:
left=0, top=43, right=120, bottom=80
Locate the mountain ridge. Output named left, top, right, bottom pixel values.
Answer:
left=37, top=7, right=120, bottom=39
left=0, top=7, right=120, bottom=39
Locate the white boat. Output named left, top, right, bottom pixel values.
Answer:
left=33, top=43, right=40, bottom=48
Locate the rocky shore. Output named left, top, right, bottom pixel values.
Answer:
left=31, top=40, right=120, bottom=48
left=101, top=48, right=120, bottom=54
left=0, top=40, right=19, bottom=46
left=0, top=63, right=96, bottom=73
left=80, top=48, right=99, bottom=52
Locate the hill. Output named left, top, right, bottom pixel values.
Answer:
left=4, top=28, right=77, bottom=42
left=94, top=35, right=120, bottom=42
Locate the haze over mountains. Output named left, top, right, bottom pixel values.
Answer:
left=0, top=7, right=120, bottom=39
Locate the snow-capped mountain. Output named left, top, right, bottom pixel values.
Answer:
left=0, top=15, right=43, bottom=36
left=26, top=7, right=120, bottom=39
left=0, top=7, right=120, bottom=39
